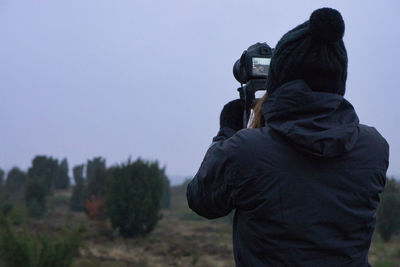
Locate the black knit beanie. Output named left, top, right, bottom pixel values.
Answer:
left=266, top=7, right=348, bottom=96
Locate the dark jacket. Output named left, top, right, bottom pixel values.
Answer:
left=186, top=80, right=389, bottom=266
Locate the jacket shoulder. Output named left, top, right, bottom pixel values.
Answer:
left=356, top=124, right=389, bottom=170
left=226, top=127, right=283, bottom=172
left=358, top=124, right=389, bottom=150
left=228, top=127, right=268, bottom=155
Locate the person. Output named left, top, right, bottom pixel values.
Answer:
left=186, top=7, right=389, bottom=267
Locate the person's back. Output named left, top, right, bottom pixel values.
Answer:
left=187, top=8, right=389, bottom=267
left=224, top=80, right=388, bottom=266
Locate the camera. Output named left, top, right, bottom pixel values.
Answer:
left=233, top=42, right=273, bottom=127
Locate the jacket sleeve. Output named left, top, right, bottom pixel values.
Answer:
left=186, top=127, right=240, bottom=219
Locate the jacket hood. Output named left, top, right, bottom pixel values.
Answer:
left=262, top=80, right=359, bottom=158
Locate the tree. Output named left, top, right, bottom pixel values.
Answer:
left=25, top=176, right=47, bottom=217
left=0, top=168, right=4, bottom=186
left=86, top=157, right=107, bottom=197
left=25, top=155, right=60, bottom=217
left=160, top=173, right=171, bottom=209
left=73, top=164, right=84, bottom=184
left=2, top=168, right=26, bottom=216
left=69, top=165, right=86, bottom=212
left=376, top=177, right=400, bottom=241
left=0, top=168, right=4, bottom=202
left=28, top=156, right=58, bottom=194
left=106, top=159, right=164, bottom=237
left=5, top=167, right=27, bottom=198
left=54, top=158, right=70, bottom=190
left=0, top=168, right=7, bottom=211
left=85, top=157, right=107, bottom=220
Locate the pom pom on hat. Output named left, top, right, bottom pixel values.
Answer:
left=309, top=8, right=345, bottom=42
left=266, top=7, right=348, bottom=96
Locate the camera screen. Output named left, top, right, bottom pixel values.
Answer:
left=252, top=57, right=270, bottom=76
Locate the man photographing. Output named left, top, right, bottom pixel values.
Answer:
left=187, top=7, right=389, bottom=267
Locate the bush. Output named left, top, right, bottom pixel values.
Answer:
left=161, top=174, right=171, bottom=209
left=25, top=177, right=47, bottom=218
left=0, top=201, right=13, bottom=217
left=0, top=217, right=82, bottom=267
left=0, top=168, right=4, bottom=186
left=28, top=156, right=58, bottom=194
left=0, top=170, right=8, bottom=211
left=27, top=199, right=45, bottom=218
left=7, top=205, right=25, bottom=226
left=376, top=177, right=400, bottom=241
left=86, top=157, right=107, bottom=197
left=85, top=194, right=107, bottom=220
left=5, top=167, right=27, bottom=201
left=84, top=158, right=108, bottom=219
left=106, top=159, right=164, bottom=238
left=54, top=158, right=70, bottom=190
left=70, top=182, right=86, bottom=212
left=70, top=165, right=86, bottom=212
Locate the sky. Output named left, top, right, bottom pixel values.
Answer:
left=0, top=1, right=399, bottom=185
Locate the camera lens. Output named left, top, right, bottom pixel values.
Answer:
left=233, top=59, right=247, bottom=84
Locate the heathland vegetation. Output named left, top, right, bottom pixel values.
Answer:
left=0, top=157, right=399, bottom=266
left=0, top=156, right=169, bottom=266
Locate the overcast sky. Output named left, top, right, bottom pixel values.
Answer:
left=1, top=1, right=399, bottom=185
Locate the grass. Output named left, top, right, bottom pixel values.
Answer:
left=179, top=209, right=205, bottom=221
left=48, top=194, right=70, bottom=208
left=374, top=260, right=397, bottom=267
left=1, top=184, right=399, bottom=267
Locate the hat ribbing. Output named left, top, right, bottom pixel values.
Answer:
left=266, top=7, right=348, bottom=96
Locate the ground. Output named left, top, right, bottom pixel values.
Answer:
left=26, top=184, right=400, bottom=267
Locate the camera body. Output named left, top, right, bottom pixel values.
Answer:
left=233, top=42, right=273, bottom=127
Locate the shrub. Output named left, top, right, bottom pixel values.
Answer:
left=85, top=194, right=107, bottom=220
left=84, top=158, right=108, bottom=219
left=86, top=157, right=107, bottom=197
left=5, top=167, right=27, bottom=201
left=25, top=177, right=47, bottom=218
left=27, top=199, right=45, bottom=218
left=69, top=165, right=86, bottom=212
left=54, top=158, right=70, bottom=190
left=1, top=201, right=13, bottom=217
left=376, top=177, right=400, bottom=241
left=161, top=174, right=171, bottom=209
left=28, top=156, right=58, bottom=194
left=0, top=217, right=82, bottom=267
left=0, top=168, right=4, bottom=186
left=0, top=170, right=8, bottom=210
left=7, top=205, right=25, bottom=226
left=106, top=159, right=164, bottom=238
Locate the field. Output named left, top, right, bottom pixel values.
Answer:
left=19, top=184, right=400, bottom=267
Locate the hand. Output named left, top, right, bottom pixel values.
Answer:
left=219, top=99, right=246, bottom=131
